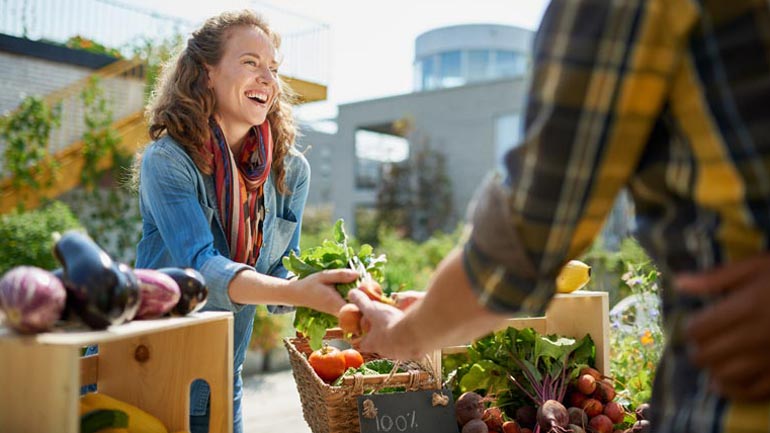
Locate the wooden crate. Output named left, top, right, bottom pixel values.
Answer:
left=442, top=291, right=610, bottom=374
left=0, top=311, right=234, bottom=433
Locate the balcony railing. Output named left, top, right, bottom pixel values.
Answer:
left=0, top=0, right=328, bottom=85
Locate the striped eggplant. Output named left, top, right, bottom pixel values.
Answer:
left=156, top=268, right=208, bottom=315
left=0, top=266, right=66, bottom=333
left=133, top=269, right=181, bottom=319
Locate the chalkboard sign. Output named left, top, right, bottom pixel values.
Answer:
left=357, top=389, right=459, bottom=433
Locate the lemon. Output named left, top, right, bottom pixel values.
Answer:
left=556, top=260, right=591, bottom=293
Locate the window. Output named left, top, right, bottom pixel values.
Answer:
left=421, top=56, right=438, bottom=91
left=467, top=50, right=491, bottom=82
left=355, top=129, right=409, bottom=188
left=495, top=113, right=523, bottom=174
left=495, top=50, right=528, bottom=78
left=439, top=51, right=463, bottom=88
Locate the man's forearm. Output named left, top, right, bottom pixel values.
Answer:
left=391, top=249, right=510, bottom=358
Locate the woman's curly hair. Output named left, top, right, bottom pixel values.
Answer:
left=145, top=9, right=297, bottom=194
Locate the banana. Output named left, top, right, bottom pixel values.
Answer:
left=556, top=260, right=591, bottom=293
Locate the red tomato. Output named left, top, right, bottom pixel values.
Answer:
left=341, top=348, right=364, bottom=369
left=308, top=346, right=346, bottom=382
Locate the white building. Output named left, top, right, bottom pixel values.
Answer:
left=302, top=24, right=534, bottom=233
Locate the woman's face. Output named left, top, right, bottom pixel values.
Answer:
left=207, top=26, right=279, bottom=135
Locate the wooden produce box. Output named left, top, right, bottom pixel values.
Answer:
left=443, top=291, right=610, bottom=374
left=0, top=311, right=234, bottom=433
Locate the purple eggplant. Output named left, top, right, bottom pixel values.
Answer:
left=53, top=232, right=140, bottom=329
left=156, top=268, right=208, bottom=315
left=133, top=269, right=181, bottom=319
left=0, top=266, right=66, bottom=333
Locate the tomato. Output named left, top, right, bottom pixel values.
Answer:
left=308, top=345, right=346, bottom=382
left=341, top=348, right=364, bottom=369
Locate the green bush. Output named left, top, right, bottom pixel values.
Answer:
left=0, top=201, right=83, bottom=275
left=582, top=236, right=662, bottom=408
left=608, top=263, right=663, bottom=408
left=376, top=226, right=461, bottom=292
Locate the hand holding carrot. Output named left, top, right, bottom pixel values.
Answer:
left=347, top=288, right=421, bottom=360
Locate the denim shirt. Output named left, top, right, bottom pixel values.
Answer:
left=135, top=135, right=307, bottom=421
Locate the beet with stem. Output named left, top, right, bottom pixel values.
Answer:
left=537, top=400, right=569, bottom=433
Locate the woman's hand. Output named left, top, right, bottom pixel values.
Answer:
left=292, top=269, right=359, bottom=316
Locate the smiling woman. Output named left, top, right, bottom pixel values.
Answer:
left=132, top=9, right=359, bottom=433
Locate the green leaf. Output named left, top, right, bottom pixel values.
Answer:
left=333, top=219, right=347, bottom=244
left=460, top=360, right=506, bottom=393
left=534, top=335, right=577, bottom=365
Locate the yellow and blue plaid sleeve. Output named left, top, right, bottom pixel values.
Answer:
left=463, top=0, right=695, bottom=314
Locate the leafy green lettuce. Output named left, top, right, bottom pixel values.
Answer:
left=283, top=219, right=386, bottom=350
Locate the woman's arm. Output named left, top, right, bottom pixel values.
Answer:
left=140, top=143, right=356, bottom=315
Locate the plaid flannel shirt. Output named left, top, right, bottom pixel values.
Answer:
left=464, top=1, right=770, bottom=432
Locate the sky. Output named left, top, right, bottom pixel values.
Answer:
left=121, top=0, right=550, bottom=121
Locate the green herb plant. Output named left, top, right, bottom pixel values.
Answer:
left=283, top=219, right=386, bottom=350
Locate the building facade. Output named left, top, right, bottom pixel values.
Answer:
left=301, top=24, right=534, bottom=232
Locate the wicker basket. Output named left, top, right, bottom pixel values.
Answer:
left=284, top=329, right=443, bottom=433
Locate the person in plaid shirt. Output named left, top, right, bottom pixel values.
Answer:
left=349, top=1, right=770, bottom=432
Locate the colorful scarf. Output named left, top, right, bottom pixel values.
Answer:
left=208, top=120, right=273, bottom=266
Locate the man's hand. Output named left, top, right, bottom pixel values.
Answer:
left=392, top=290, right=425, bottom=310
left=348, top=289, right=423, bottom=360
left=675, top=254, right=770, bottom=401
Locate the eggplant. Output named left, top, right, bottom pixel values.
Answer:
left=53, top=232, right=141, bottom=329
left=133, top=269, right=181, bottom=319
left=156, top=267, right=208, bottom=315
left=0, top=266, right=66, bottom=333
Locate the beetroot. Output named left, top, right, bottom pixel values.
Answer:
left=537, top=400, right=569, bottom=433
left=593, top=380, right=616, bottom=403
left=516, top=405, right=537, bottom=429
left=463, top=419, right=489, bottom=433
left=503, top=421, right=522, bottom=433
left=580, top=367, right=602, bottom=380
left=568, top=407, right=588, bottom=427
left=133, top=269, right=180, bottom=319
left=577, top=374, right=597, bottom=395
left=604, top=401, right=625, bottom=424
left=631, top=420, right=651, bottom=433
left=581, top=398, right=603, bottom=418
left=569, top=391, right=588, bottom=408
left=482, top=407, right=504, bottom=431
left=635, top=403, right=650, bottom=421
left=456, top=391, right=485, bottom=426
left=521, top=429, right=533, bottom=433
left=569, top=424, right=586, bottom=433
left=0, top=266, right=66, bottom=333
left=589, top=414, right=614, bottom=433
